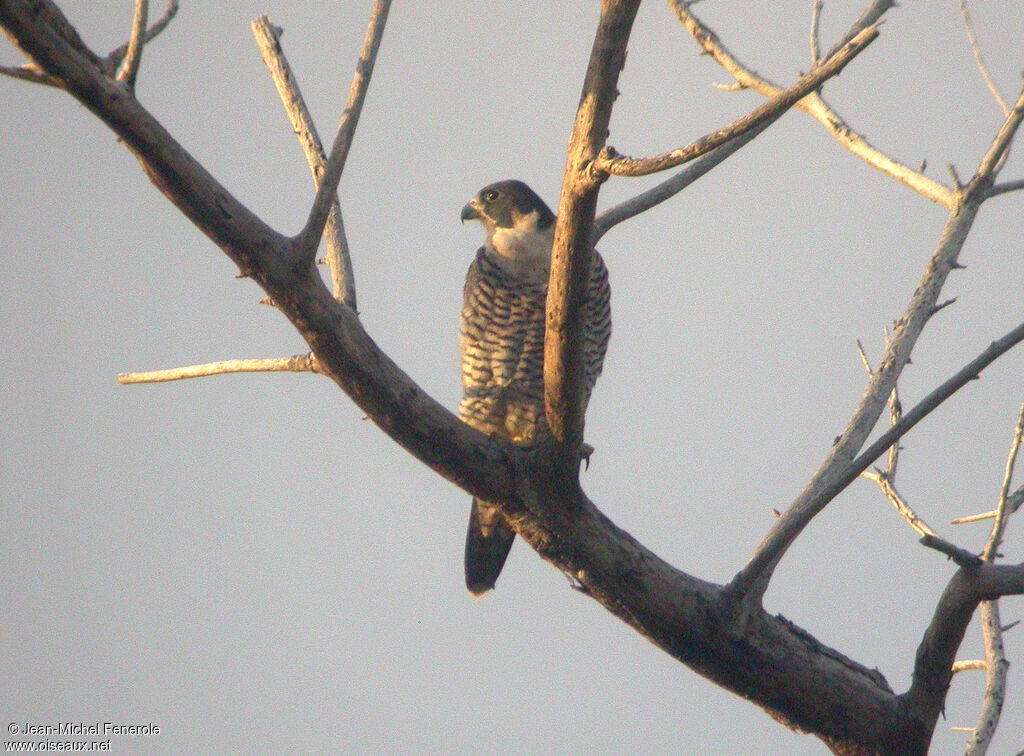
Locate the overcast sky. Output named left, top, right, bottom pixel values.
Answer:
left=2, top=1, right=1023, bottom=753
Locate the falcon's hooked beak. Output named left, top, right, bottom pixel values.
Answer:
left=460, top=199, right=482, bottom=223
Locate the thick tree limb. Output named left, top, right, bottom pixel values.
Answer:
left=295, top=0, right=389, bottom=265
left=252, top=15, right=356, bottom=310
left=903, top=563, right=1024, bottom=737
left=0, top=0, right=519, bottom=508
left=543, top=0, right=640, bottom=457
left=591, top=26, right=878, bottom=178
left=6, top=3, right=1024, bottom=753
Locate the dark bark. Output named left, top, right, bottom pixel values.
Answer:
left=3, top=1, right=1024, bottom=754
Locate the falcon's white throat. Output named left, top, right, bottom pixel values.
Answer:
left=486, top=209, right=554, bottom=278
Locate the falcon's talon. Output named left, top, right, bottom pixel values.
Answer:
left=457, top=180, right=611, bottom=594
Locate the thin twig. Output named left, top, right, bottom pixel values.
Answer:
left=810, top=0, right=823, bottom=65
left=117, top=354, right=322, bottom=384
left=983, top=403, right=1024, bottom=561
left=591, top=25, right=878, bottom=178
left=116, top=0, right=148, bottom=89
left=252, top=16, right=356, bottom=309
left=971, top=83, right=1024, bottom=188
left=953, top=660, right=988, bottom=673
left=852, top=325, right=1024, bottom=483
left=855, top=338, right=873, bottom=376
left=104, top=0, right=178, bottom=73
left=958, top=0, right=1010, bottom=116
left=591, top=118, right=770, bottom=243
left=819, top=0, right=894, bottom=63
left=885, top=385, right=902, bottom=477
left=0, top=63, right=59, bottom=86
left=952, top=485, right=1024, bottom=525
left=295, top=0, right=390, bottom=263
left=862, top=470, right=978, bottom=565
left=986, top=178, right=1024, bottom=199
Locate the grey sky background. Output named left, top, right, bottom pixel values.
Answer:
left=2, top=1, right=1023, bottom=753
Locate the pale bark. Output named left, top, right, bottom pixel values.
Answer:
left=3, top=1, right=1024, bottom=753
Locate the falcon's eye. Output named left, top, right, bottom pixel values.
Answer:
left=484, top=190, right=499, bottom=202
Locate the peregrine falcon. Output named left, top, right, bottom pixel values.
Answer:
left=458, top=179, right=611, bottom=594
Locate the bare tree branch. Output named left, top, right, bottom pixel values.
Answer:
left=953, top=484, right=1024, bottom=525
left=902, top=563, right=1024, bottom=732
left=964, top=600, right=1010, bottom=755
left=726, top=204, right=993, bottom=608
left=1, top=0, right=178, bottom=87
left=295, top=0, right=389, bottom=265
left=2, top=0, right=104, bottom=70
left=252, top=15, right=356, bottom=309
left=862, top=471, right=979, bottom=566
left=591, top=118, right=770, bottom=244
left=117, top=354, right=321, bottom=384
left=104, top=0, right=177, bottom=72
left=819, top=0, right=894, bottom=63
left=958, top=0, right=1010, bottom=116
left=590, top=26, right=878, bottom=178
left=809, top=0, right=824, bottom=65
left=0, top=61, right=57, bottom=85
left=115, top=0, right=147, bottom=89
left=959, top=404, right=1024, bottom=752
left=972, top=82, right=1024, bottom=187
left=5, top=3, right=1024, bottom=753
left=986, top=178, right=1024, bottom=199
left=0, top=0, right=519, bottom=508
left=670, top=0, right=957, bottom=208
left=954, top=660, right=988, bottom=673
left=544, top=0, right=639, bottom=457
left=983, top=403, right=1024, bottom=561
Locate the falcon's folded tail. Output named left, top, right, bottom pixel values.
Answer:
left=464, top=498, right=516, bottom=595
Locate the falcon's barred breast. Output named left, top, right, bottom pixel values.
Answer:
left=458, top=179, right=611, bottom=594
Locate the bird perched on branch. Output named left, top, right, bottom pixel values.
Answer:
left=458, top=179, right=611, bottom=594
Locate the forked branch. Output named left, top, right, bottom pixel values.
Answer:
left=252, top=15, right=356, bottom=309
left=295, top=0, right=390, bottom=264
left=670, top=0, right=956, bottom=207
left=591, top=26, right=878, bottom=178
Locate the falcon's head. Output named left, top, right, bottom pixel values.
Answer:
left=461, top=180, right=555, bottom=270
